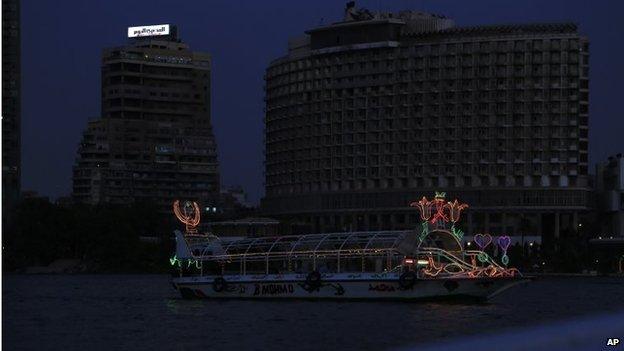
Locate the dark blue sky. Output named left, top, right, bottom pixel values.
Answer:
left=21, top=0, right=624, bottom=204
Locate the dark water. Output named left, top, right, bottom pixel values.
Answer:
left=3, top=274, right=623, bottom=351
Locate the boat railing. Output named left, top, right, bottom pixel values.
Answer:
left=184, top=247, right=402, bottom=276
left=194, top=248, right=394, bottom=261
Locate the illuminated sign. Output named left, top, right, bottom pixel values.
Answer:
left=128, top=24, right=170, bottom=38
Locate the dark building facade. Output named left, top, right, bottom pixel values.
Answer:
left=262, top=5, right=590, bottom=239
left=2, top=0, right=21, bottom=213
left=73, top=25, right=220, bottom=211
left=595, top=154, right=624, bottom=237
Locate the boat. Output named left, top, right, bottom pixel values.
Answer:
left=170, top=193, right=529, bottom=300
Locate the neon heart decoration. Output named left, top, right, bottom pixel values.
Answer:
left=497, top=236, right=511, bottom=252
left=473, top=234, right=492, bottom=251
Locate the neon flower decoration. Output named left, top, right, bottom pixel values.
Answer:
left=430, top=192, right=449, bottom=224
left=409, top=192, right=521, bottom=279
left=173, top=200, right=201, bottom=234
left=497, top=236, right=511, bottom=266
left=410, top=196, right=433, bottom=221
left=446, top=199, right=469, bottom=223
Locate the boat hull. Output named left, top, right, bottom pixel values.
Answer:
left=172, top=273, right=527, bottom=301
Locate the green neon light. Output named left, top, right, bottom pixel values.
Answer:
left=477, top=252, right=489, bottom=263
left=451, top=225, right=464, bottom=241
left=169, top=255, right=201, bottom=269
left=501, top=255, right=509, bottom=266
left=186, top=259, right=201, bottom=269
left=418, top=222, right=429, bottom=242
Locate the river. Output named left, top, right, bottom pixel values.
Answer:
left=3, top=275, right=623, bottom=350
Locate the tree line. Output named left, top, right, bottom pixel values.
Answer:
left=3, top=198, right=175, bottom=273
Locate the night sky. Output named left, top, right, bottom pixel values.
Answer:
left=21, top=0, right=624, bottom=204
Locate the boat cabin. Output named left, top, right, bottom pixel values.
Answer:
left=176, top=229, right=476, bottom=278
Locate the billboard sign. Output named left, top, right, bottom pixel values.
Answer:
left=128, top=24, right=170, bottom=38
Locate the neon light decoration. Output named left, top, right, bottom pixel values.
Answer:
left=410, top=197, right=432, bottom=242
left=411, top=192, right=468, bottom=243
left=451, top=226, right=464, bottom=241
left=410, top=192, right=520, bottom=279
left=497, top=236, right=511, bottom=266
left=473, top=233, right=492, bottom=263
left=430, top=192, right=449, bottom=224
left=474, top=233, right=492, bottom=250
left=173, top=200, right=201, bottom=234
left=410, top=197, right=433, bottom=222
left=446, top=199, right=468, bottom=223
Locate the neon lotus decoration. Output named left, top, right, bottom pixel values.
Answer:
left=446, top=199, right=469, bottom=223
left=410, top=197, right=433, bottom=221
left=410, top=192, right=519, bottom=277
left=411, top=192, right=468, bottom=242
left=173, top=200, right=201, bottom=234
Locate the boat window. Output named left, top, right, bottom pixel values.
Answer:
left=315, top=256, right=338, bottom=273
left=363, top=257, right=385, bottom=273
left=245, top=260, right=266, bottom=275
left=202, top=261, right=221, bottom=275
left=291, top=257, right=313, bottom=273
left=389, top=254, right=404, bottom=271
left=341, top=257, right=363, bottom=273
left=223, top=261, right=240, bottom=275
left=268, top=259, right=288, bottom=274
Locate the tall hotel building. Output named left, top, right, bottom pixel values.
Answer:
left=72, top=25, right=220, bottom=210
left=262, top=4, right=590, bottom=239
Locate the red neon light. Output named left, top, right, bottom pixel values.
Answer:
left=446, top=199, right=469, bottom=223
left=410, top=196, right=433, bottom=221
left=430, top=197, right=449, bottom=224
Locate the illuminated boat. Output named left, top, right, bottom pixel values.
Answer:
left=170, top=194, right=528, bottom=300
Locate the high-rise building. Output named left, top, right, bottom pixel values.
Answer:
left=73, top=24, right=220, bottom=211
left=2, top=0, right=21, bottom=213
left=262, top=4, right=590, bottom=239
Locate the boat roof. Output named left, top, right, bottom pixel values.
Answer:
left=202, top=230, right=414, bottom=257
